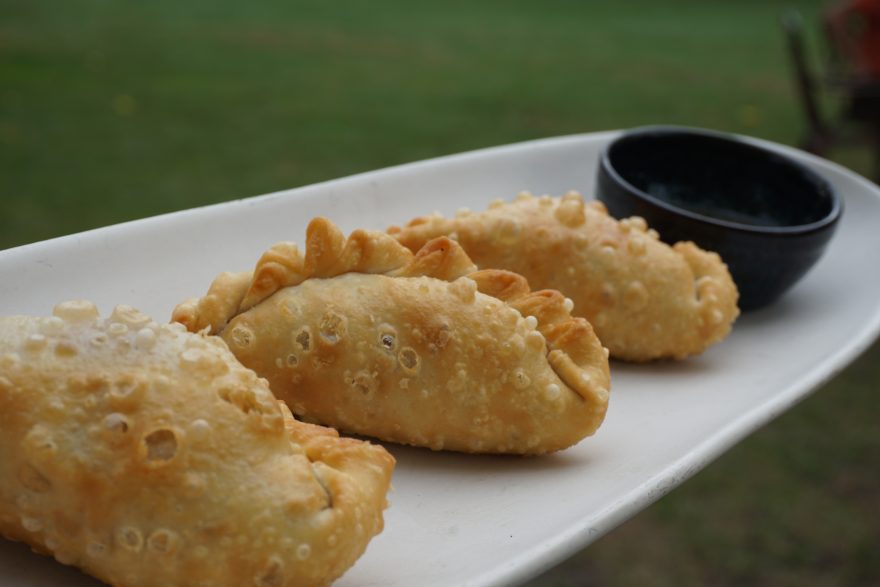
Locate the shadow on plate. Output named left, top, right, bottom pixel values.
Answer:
left=385, top=441, right=590, bottom=477
left=0, top=539, right=103, bottom=587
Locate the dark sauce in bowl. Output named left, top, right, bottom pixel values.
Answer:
left=596, top=127, right=842, bottom=310
left=607, top=131, right=837, bottom=231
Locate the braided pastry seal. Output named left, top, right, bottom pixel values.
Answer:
left=388, top=191, right=740, bottom=362
left=0, top=301, right=393, bottom=587
left=173, top=217, right=611, bottom=455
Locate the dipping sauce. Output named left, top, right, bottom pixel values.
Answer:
left=607, top=132, right=836, bottom=229
left=596, top=126, right=842, bottom=310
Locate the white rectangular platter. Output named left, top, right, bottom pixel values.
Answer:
left=1, top=132, right=879, bottom=587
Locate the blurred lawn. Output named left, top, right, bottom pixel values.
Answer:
left=2, top=0, right=877, bottom=585
left=1, top=0, right=835, bottom=248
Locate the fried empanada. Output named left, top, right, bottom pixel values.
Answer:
left=173, top=218, right=610, bottom=455
left=388, top=191, right=740, bottom=362
left=0, top=301, right=393, bottom=587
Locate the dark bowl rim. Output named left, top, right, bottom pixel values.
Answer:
left=599, top=125, right=843, bottom=237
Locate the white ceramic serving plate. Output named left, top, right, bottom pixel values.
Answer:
left=1, top=132, right=878, bottom=587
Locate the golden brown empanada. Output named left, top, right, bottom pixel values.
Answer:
left=388, top=191, right=740, bottom=362
left=0, top=301, right=393, bottom=587
left=173, top=218, right=610, bottom=455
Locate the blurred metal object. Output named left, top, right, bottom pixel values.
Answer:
left=781, top=11, right=833, bottom=153
left=781, top=8, right=880, bottom=182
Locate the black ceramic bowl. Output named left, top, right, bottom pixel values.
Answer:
left=596, top=126, right=842, bottom=311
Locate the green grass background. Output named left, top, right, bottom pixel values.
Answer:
left=2, top=1, right=877, bottom=585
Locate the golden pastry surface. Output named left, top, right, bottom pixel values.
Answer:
left=388, top=191, right=740, bottom=361
left=173, top=218, right=611, bottom=454
left=0, top=301, right=393, bottom=587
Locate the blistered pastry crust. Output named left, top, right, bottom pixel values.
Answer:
left=173, top=218, right=611, bottom=454
left=0, top=301, right=393, bottom=587
left=388, top=191, right=740, bottom=361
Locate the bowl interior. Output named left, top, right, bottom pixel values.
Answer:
left=607, top=130, right=837, bottom=230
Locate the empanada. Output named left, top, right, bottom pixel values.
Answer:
left=173, top=218, right=610, bottom=455
left=0, top=301, right=393, bottom=587
left=388, top=191, right=740, bottom=362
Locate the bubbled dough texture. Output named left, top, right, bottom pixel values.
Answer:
left=222, top=273, right=603, bottom=454
left=392, top=194, right=739, bottom=361
left=0, top=302, right=393, bottom=587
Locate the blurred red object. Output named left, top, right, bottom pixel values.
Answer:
left=781, top=5, right=880, bottom=181
left=824, top=0, right=880, bottom=81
